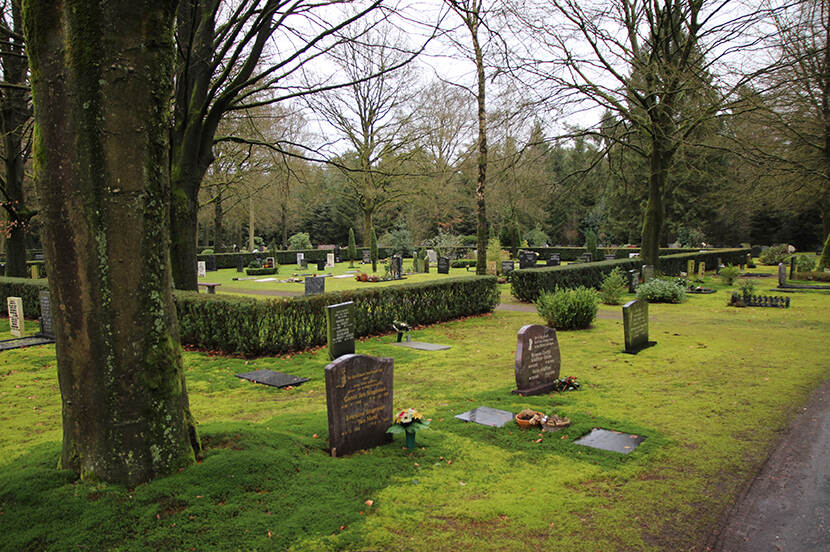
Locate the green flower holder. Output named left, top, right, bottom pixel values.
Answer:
left=405, top=429, right=416, bottom=450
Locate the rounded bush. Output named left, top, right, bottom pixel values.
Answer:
left=599, top=267, right=627, bottom=305
left=719, top=265, right=742, bottom=285
left=794, top=255, right=817, bottom=272
left=636, top=278, right=686, bottom=303
left=759, top=244, right=790, bottom=265
left=534, top=286, right=599, bottom=330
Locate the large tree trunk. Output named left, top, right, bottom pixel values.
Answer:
left=472, top=14, right=488, bottom=276
left=362, top=207, right=374, bottom=248
left=169, top=172, right=200, bottom=289
left=641, top=141, right=669, bottom=268
left=2, top=0, right=31, bottom=277
left=25, top=0, right=199, bottom=485
left=213, top=190, right=223, bottom=250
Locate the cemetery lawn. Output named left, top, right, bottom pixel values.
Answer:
left=3, top=269, right=830, bottom=551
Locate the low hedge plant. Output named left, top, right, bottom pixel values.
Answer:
left=534, top=286, right=598, bottom=330
left=245, top=267, right=277, bottom=276
left=636, top=278, right=687, bottom=303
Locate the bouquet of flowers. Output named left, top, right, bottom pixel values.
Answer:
left=387, top=408, right=430, bottom=449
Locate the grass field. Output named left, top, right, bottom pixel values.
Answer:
left=2, top=265, right=829, bottom=551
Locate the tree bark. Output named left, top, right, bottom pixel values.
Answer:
left=24, top=0, right=199, bottom=485
left=213, top=190, right=223, bottom=250
left=470, top=7, right=488, bottom=276
left=641, top=138, right=669, bottom=268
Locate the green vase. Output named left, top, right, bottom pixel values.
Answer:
left=405, top=430, right=416, bottom=449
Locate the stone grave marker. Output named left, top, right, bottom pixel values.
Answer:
left=325, top=354, right=393, bottom=457
left=236, top=255, right=244, bottom=273
left=423, top=257, right=430, bottom=273
left=518, top=250, right=539, bottom=269
left=305, top=275, right=325, bottom=296
left=327, top=252, right=335, bottom=268
left=487, top=260, right=498, bottom=275
left=296, top=252, right=304, bottom=267
left=326, top=301, right=355, bottom=360
left=501, top=260, right=515, bottom=275
left=316, top=259, right=326, bottom=271
left=427, top=249, right=438, bottom=264
left=628, top=269, right=639, bottom=293
left=605, top=254, right=616, bottom=261
left=580, top=252, right=593, bottom=262
left=789, top=256, right=796, bottom=279
left=454, top=406, right=514, bottom=428
left=778, top=263, right=786, bottom=287
left=687, top=259, right=695, bottom=276
left=752, top=245, right=762, bottom=257
left=390, top=255, right=403, bottom=279
left=197, top=261, right=206, bottom=278
left=697, top=262, right=706, bottom=281
left=206, top=255, right=217, bottom=272
left=7, top=296, right=23, bottom=338
left=30, top=265, right=39, bottom=279
left=641, top=264, right=655, bottom=283
left=362, top=249, right=371, bottom=264
left=512, top=324, right=561, bottom=396
left=437, top=257, right=450, bottom=274
left=547, top=253, right=561, bottom=266
left=38, top=290, right=55, bottom=340
left=574, top=428, right=646, bottom=454
left=235, top=369, right=309, bottom=388
left=265, top=256, right=275, bottom=268
left=622, top=299, right=655, bottom=354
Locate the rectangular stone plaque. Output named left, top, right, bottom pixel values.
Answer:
left=316, top=259, right=326, bottom=271
left=437, top=257, right=450, bottom=274
left=698, top=262, right=706, bottom=281
left=197, top=261, right=206, bottom=278
left=513, top=324, right=561, bottom=395
left=327, top=301, right=355, bottom=360
left=235, top=369, right=310, bottom=388
left=325, top=354, right=393, bottom=457
left=305, top=276, right=325, bottom=296
left=622, top=299, right=655, bottom=354
left=547, top=254, right=560, bottom=266
left=7, top=296, right=23, bottom=338
left=502, top=260, right=515, bottom=275
left=362, top=249, right=371, bottom=263
left=628, top=269, right=639, bottom=293
left=454, top=406, right=514, bottom=428
left=296, top=252, right=304, bottom=266
left=206, top=255, right=217, bottom=271
left=487, top=260, right=498, bottom=275
left=327, top=252, right=335, bottom=267
left=574, top=428, right=646, bottom=454
left=779, top=263, right=786, bottom=287
left=38, top=290, right=55, bottom=339
left=518, top=250, right=538, bottom=269
left=641, top=264, right=654, bottom=283
left=687, top=259, right=695, bottom=275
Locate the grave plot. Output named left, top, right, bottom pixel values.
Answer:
left=574, top=428, right=646, bottom=454
left=234, top=369, right=310, bottom=388
left=729, top=293, right=790, bottom=308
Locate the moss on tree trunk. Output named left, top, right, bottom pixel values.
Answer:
left=24, top=0, right=198, bottom=485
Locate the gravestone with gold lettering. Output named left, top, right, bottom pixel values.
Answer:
left=325, top=354, right=393, bottom=457
left=6, top=296, right=23, bottom=337
left=687, top=259, right=695, bottom=276
left=697, top=262, right=706, bottom=281
left=512, top=324, right=561, bottom=395
left=326, top=301, right=355, bottom=360
left=622, top=299, right=656, bottom=354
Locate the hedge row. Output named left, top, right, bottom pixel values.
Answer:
left=1, top=275, right=499, bottom=355
left=510, top=248, right=751, bottom=302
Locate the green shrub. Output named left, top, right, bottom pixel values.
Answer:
left=799, top=270, right=830, bottom=282
left=794, top=255, right=817, bottom=272
left=737, top=278, right=756, bottom=297
left=759, top=244, right=790, bottom=265
left=248, top=259, right=262, bottom=269
left=584, top=229, right=598, bottom=261
left=200, top=248, right=214, bottom=255
left=287, top=232, right=312, bottom=250
left=599, top=267, right=627, bottom=305
left=636, top=279, right=686, bottom=303
left=524, top=224, right=550, bottom=247
left=245, top=267, right=277, bottom=276
left=451, top=259, right=476, bottom=269
left=719, top=265, right=742, bottom=285
left=534, top=287, right=598, bottom=330
left=486, top=237, right=503, bottom=262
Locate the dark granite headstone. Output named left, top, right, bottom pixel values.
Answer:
left=778, top=263, right=786, bottom=287
left=512, top=324, right=561, bottom=395
left=326, top=301, right=355, bottom=360
left=235, top=369, right=310, bottom=388
left=316, top=259, right=326, bottom=271
left=37, top=290, right=55, bottom=339
left=622, top=299, right=655, bottom=353
left=236, top=255, right=244, bottom=273
left=206, top=255, right=217, bottom=272
left=605, top=254, right=616, bottom=261
left=437, top=257, right=450, bottom=274
left=305, top=276, right=325, bottom=296
left=789, top=256, right=796, bottom=279
left=751, top=245, right=762, bottom=257
left=454, top=406, right=514, bottom=428
left=547, top=253, right=560, bottom=266
left=300, top=259, right=308, bottom=269
left=325, top=354, right=393, bottom=457
left=518, top=250, right=539, bottom=269
left=628, top=270, right=639, bottom=293
left=390, top=255, right=403, bottom=279
left=362, top=249, right=371, bottom=263
left=501, top=260, right=515, bottom=275
left=574, top=428, right=646, bottom=454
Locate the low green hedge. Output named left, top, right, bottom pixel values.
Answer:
left=451, top=259, right=477, bottom=268
left=0, top=275, right=499, bottom=355
left=245, top=267, right=277, bottom=276
left=510, top=248, right=750, bottom=302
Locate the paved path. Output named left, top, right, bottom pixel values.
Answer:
left=711, top=377, right=830, bottom=552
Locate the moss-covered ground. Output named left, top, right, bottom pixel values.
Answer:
left=2, top=264, right=829, bottom=551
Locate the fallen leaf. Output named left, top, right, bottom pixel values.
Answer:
left=365, top=499, right=374, bottom=507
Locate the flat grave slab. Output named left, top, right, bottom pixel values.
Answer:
left=234, top=369, right=309, bottom=388
left=0, top=336, right=55, bottom=352
left=454, top=406, right=514, bottom=428
left=390, top=341, right=451, bottom=351
left=574, top=428, right=646, bottom=454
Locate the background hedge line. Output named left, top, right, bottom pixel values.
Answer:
left=510, top=248, right=751, bottom=302
left=0, top=275, right=499, bottom=356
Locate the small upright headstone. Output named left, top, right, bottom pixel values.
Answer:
left=327, top=252, right=335, bottom=268
left=778, top=263, right=786, bottom=287
left=604, top=254, right=616, bottom=261
left=547, top=253, right=560, bottom=266
left=628, top=269, right=639, bottom=293
left=305, top=276, right=325, bottom=296
left=622, top=299, right=655, bottom=354
left=501, top=260, right=515, bottom=275
left=38, top=290, right=55, bottom=340
left=752, top=245, right=762, bottom=257
left=7, top=296, right=24, bottom=338
left=206, top=255, right=217, bottom=272
left=641, top=265, right=654, bottom=283
left=325, top=354, right=393, bottom=457
left=265, top=256, right=276, bottom=268
left=437, top=257, right=450, bottom=274
left=296, top=252, right=304, bottom=267
left=391, top=255, right=403, bottom=279
left=512, top=324, right=561, bottom=396
left=486, top=260, right=498, bottom=275
left=789, top=256, right=796, bottom=279
left=29, top=265, right=39, bottom=279
left=423, top=258, right=430, bottom=273
left=697, top=262, right=705, bottom=281
left=236, top=255, right=244, bottom=273
left=316, top=259, right=326, bottom=271
left=518, top=250, right=539, bottom=269
left=362, top=249, right=371, bottom=264
left=426, top=249, right=438, bottom=264
left=687, top=259, right=695, bottom=276
left=326, top=301, right=355, bottom=360
left=197, top=261, right=206, bottom=278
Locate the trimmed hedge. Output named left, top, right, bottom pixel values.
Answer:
left=245, top=267, right=277, bottom=276
left=0, top=275, right=499, bottom=355
left=451, top=259, right=477, bottom=268
left=511, top=248, right=750, bottom=302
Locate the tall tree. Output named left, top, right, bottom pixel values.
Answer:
left=0, top=0, right=33, bottom=276
left=24, top=0, right=199, bottom=484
